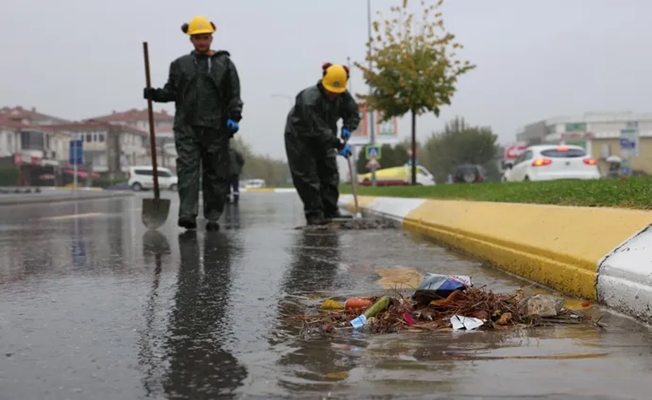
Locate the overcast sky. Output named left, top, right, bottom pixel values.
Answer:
left=1, top=0, right=650, bottom=160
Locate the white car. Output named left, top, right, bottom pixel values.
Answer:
left=504, top=144, right=600, bottom=182
left=242, top=179, right=265, bottom=188
left=128, top=166, right=178, bottom=191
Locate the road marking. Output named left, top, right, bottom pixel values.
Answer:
left=41, top=212, right=104, bottom=221
left=126, top=208, right=142, bottom=212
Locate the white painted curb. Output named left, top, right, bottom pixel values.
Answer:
left=597, top=225, right=652, bottom=324
left=338, top=195, right=652, bottom=324
left=239, top=188, right=296, bottom=193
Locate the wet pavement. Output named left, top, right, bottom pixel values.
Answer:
left=1, top=192, right=652, bottom=399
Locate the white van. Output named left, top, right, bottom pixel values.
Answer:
left=128, top=166, right=178, bottom=191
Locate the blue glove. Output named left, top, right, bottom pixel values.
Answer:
left=226, top=119, right=239, bottom=135
left=339, top=144, right=352, bottom=158
left=341, top=127, right=351, bottom=140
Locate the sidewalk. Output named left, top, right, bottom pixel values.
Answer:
left=0, top=188, right=133, bottom=206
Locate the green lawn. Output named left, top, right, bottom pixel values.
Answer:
left=339, top=177, right=652, bottom=209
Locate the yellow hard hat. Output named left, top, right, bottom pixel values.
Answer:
left=181, top=16, right=216, bottom=36
left=321, top=63, right=349, bottom=94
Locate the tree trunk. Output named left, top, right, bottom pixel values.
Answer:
left=411, top=109, right=417, bottom=185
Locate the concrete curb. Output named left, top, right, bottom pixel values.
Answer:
left=338, top=194, right=652, bottom=323
left=0, top=191, right=134, bottom=206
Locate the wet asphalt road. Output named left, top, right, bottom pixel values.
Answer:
left=1, top=192, right=652, bottom=400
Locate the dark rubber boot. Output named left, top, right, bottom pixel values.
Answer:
left=178, top=216, right=197, bottom=230
left=206, top=221, right=220, bottom=232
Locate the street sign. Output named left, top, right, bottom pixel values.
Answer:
left=69, top=140, right=83, bottom=165
left=365, top=157, right=381, bottom=170
left=504, top=144, right=527, bottom=160
left=565, top=123, right=586, bottom=132
left=365, top=145, right=381, bottom=160
left=619, top=128, right=639, bottom=157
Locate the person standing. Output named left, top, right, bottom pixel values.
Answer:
left=227, top=146, right=245, bottom=204
left=284, top=63, right=360, bottom=225
left=143, top=15, right=243, bottom=231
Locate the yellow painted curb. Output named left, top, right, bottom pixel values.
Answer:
left=403, top=200, right=652, bottom=300
left=244, top=188, right=275, bottom=192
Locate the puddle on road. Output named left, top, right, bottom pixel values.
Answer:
left=261, top=228, right=652, bottom=398
left=3, top=198, right=652, bottom=400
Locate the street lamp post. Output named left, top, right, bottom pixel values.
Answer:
left=367, top=0, right=377, bottom=187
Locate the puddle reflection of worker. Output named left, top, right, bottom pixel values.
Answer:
left=162, top=231, right=247, bottom=398
left=274, top=230, right=357, bottom=389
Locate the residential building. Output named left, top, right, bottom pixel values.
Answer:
left=51, top=121, right=150, bottom=179
left=86, top=108, right=174, bottom=138
left=0, top=106, right=71, bottom=126
left=86, top=108, right=176, bottom=169
left=0, top=114, right=69, bottom=165
left=516, top=111, right=652, bottom=175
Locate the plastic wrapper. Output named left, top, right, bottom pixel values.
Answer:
left=412, top=274, right=472, bottom=304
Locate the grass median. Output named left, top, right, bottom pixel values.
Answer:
left=339, top=177, right=652, bottom=209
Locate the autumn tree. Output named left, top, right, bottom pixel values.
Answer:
left=356, top=0, right=475, bottom=184
left=420, top=117, right=499, bottom=183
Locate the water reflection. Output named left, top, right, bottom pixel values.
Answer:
left=138, top=230, right=171, bottom=397
left=161, top=231, right=247, bottom=399
left=275, top=230, right=359, bottom=393
left=223, top=203, right=241, bottom=229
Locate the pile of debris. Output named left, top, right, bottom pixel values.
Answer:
left=288, top=274, right=601, bottom=336
left=298, top=218, right=398, bottom=231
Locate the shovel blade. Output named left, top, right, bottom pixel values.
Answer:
left=142, top=198, right=171, bottom=230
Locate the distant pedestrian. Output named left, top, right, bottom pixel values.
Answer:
left=228, top=146, right=245, bottom=204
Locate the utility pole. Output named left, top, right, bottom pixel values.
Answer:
left=367, top=0, right=377, bottom=186
left=347, top=56, right=357, bottom=184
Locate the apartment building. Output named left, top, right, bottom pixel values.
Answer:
left=86, top=108, right=176, bottom=169
left=0, top=111, right=70, bottom=166
left=51, top=121, right=150, bottom=179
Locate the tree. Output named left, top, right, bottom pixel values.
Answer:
left=355, top=0, right=475, bottom=185
left=356, top=143, right=409, bottom=173
left=420, top=117, right=498, bottom=183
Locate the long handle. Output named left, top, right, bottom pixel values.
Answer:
left=143, top=42, right=160, bottom=201
left=346, top=153, right=360, bottom=217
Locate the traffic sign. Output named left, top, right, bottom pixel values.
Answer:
left=619, top=128, right=639, bottom=157
left=365, top=157, right=381, bottom=170
left=69, top=140, right=83, bottom=165
left=365, top=145, right=381, bottom=160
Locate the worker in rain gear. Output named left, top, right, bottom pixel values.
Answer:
left=227, top=146, right=245, bottom=204
left=284, top=63, right=361, bottom=225
left=143, top=15, right=243, bottom=231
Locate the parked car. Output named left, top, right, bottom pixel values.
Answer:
left=503, top=145, right=600, bottom=182
left=452, top=164, right=487, bottom=183
left=128, top=166, right=178, bottom=191
left=242, top=179, right=266, bottom=188
left=358, top=164, right=436, bottom=186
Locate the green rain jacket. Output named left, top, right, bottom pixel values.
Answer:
left=285, top=82, right=360, bottom=147
left=151, top=50, right=243, bottom=130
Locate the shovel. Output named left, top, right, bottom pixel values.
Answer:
left=330, top=142, right=363, bottom=225
left=141, top=41, right=170, bottom=230
left=346, top=153, right=362, bottom=219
